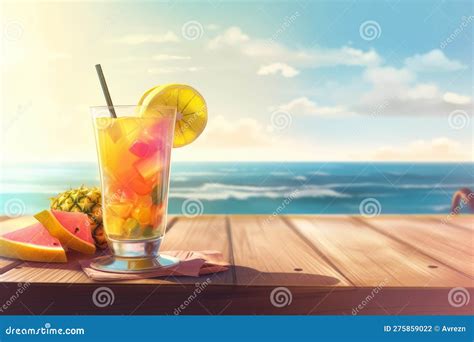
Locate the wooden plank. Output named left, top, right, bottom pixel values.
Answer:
left=431, top=214, right=473, bottom=231
left=229, top=215, right=350, bottom=287
left=355, top=216, right=473, bottom=278
left=158, top=215, right=234, bottom=285
left=0, top=283, right=471, bottom=315
left=287, top=216, right=473, bottom=287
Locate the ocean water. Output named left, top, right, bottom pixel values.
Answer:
left=0, top=162, right=473, bottom=216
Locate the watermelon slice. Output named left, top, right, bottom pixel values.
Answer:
left=34, top=210, right=96, bottom=255
left=0, top=222, right=67, bottom=263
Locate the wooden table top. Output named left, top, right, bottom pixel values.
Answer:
left=0, top=214, right=472, bottom=315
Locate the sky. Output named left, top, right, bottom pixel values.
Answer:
left=1, top=0, right=473, bottom=162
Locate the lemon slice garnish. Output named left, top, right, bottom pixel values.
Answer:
left=139, top=84, right=207, bottom=148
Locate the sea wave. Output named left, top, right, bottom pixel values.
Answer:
left=170, top=183, right=350, bottom=201
left=309, top=171, right=330, bottom=176
left=293, top=176, right=307, bottom=181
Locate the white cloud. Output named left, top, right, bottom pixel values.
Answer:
left=257, top=62, right=299, bottom=77
left=112, top=32, right=179, bottom=44
left=208, top=26, right=249, bottom=49
left=443, top=92, right=471, bottom=105
left=373, top=137, right=469, bottom=161
left=356, top=66, right=472, bottom=116
left=152, top=54, right=191, bottom=61
left=208, top=26, right=381, bottom=68
left=197, top=115, right=270, bottom=148
left=274, top=97, right=356, bottom=116
left=404, top=49, right=466, bottom=72
left=172, top=114, right=338, bottom=161
left=147, top=66, right=200, bottom=74
left=364, top=66, right=414, bottom=87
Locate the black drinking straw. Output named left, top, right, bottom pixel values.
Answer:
left=95, top=64, right=117, bottom=118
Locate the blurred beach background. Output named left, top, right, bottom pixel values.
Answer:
left=1, top=162, right=472, bottom=215
left=1, top=1, right=472, bottom=216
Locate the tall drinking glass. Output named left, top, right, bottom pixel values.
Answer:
left=90, top=105, right=178, bottom=272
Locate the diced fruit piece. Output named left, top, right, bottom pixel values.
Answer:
left=123, top=218, right=140, bottom=238
left=0, top=222, right=67, bottom=263
left=115, top=117, right=142, bottom=142
left=134, top=155, right=161, bottom=181
left=129, top=140, right=158, bottom=158
left=136, top=195, right=152, bottom=207
left=144, top=120, right=168, bottom=147
left=107, top=120, right=122, bottom=142
left=142, top=225, right=154, bottom=237
left=96, top=118, right=122, bottom=142
left=105, top=183, right=137, bottom=204
left=34, top=210, right=96, bottom=255
left=105, top=215, right=125, bottom=237
left=132, top=206, right=152, bottom=226
left=129, top=175, right=155, bottom=195
left=151, top=184, right=162, bottom=205
left=107, top=203, right=133, bottom=218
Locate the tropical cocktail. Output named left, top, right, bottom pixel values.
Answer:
left=90, top=82, right=207, bottom=273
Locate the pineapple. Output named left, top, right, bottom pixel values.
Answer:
left=50, top=186, right=107, bottom=249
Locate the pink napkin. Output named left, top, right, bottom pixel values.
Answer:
left=79, top=250, right=230, bottom=282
